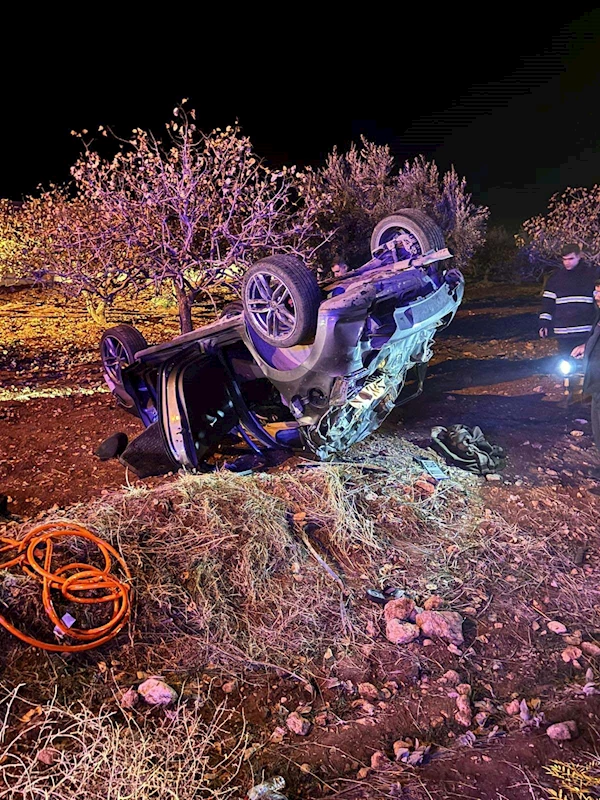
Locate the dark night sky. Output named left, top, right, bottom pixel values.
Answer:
left=3, top=10, right=600, bottom=233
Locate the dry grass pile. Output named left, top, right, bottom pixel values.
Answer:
left=0, top=684, right=247, bottom=800
left=0, top=435, right=490, bottom=675
left=81, top=469, right=377, bottom=671
left=3, top=431, right=598, bottom=679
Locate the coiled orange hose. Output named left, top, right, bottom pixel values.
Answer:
left=0, top=521, right=132, bottom=652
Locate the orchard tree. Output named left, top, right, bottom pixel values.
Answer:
left=22, top=188, right=147, bottom=324
left=314, top=139, right=489, bottom=271
left=519, top=186, right=600, bottom=277
left=471, top=225, right=520, bottom=283
left=70, top=102, right=332, bottom=332
left=0, top=199, right=37, bottom=283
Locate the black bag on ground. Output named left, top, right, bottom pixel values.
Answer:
left=431, top=424, right=506, bottom=475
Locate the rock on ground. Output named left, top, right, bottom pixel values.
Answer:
left=546, top=720, right=579, bottom=741
left=386, top=619, right=420, bottom=644
left=137, top=678, right=177, bottom=706
left=286, top=711, right=312, bottom=736
left=415, top=610, right=464, bottom=645
left=384, top=597, right=416, bottom=622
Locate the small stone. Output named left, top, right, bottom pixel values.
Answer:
left=386, top=619, right=420, bottom=645
left=384, top=597, right=416, bottom=622
left=300, top=763, right=311, bottom=773
left=137, top=678, right=177, bottom=706
left=546, top=720, right=579, bottom=741
left=547, top=621, right=567, bottom=635
left=222, top=680, right=237, bottom=694
left=455, top=711, right=472, bottom=727
left=440, top=670, right=461, bottom=685
left=423, top=595, right=444, bottom=611
left=286, top=711, right=311, bottom=736
left=119, top=687, right=139, bottom=709
left=505, top=699, right=520, bottom=716
left=351, top=699, right=376, bottom=715
left=358, top=682, right=379, bottom=701
left=356, top=767, right=371, bottom=779
left=455, top=691, right=472, bottom=727
left=370, top=750, right=389, bottom=769
left=269, top=726, right=286, bottom=743
left=422, top=638, right=434, bottom=646
left=485, top=473, right=501, bottom=481
left=36, top=748, right=60, bottom=765
left=564, top=631, right=583, bottom=646
left=562, top=646, right=583, bottom=663
left=582, top=641, right=600, bottom=658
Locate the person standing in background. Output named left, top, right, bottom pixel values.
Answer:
left=538, top=244, right=600, bottom=358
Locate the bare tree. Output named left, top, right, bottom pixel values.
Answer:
left=70, top=102, right=332, bottom=332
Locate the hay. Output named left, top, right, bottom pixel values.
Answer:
left=0, top=684, right=247, bottom=800
left=26, top=437, right=485, bottom=674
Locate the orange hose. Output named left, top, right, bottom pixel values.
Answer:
left=0, top=521, right=132, bottom=652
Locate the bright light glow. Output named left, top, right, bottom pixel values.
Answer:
left=558, top=359, right=573, bottom=375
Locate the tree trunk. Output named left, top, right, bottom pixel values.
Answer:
left=175, top=283, right=193, bottom=333
left=85, top=296, right=107, bottom=326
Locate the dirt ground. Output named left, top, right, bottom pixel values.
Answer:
left=1, top=283, right=600, bottom=800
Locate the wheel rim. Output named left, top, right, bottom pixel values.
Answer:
left=101, top=336, right=131, bottom=384
left=245, top=271, right=297, bottom=340
left=377, top=226, right=422, bottom=258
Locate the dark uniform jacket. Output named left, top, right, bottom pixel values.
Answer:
left=539, top=261, right=600, bottom=338
left=583, top=318, right=600, bottom=395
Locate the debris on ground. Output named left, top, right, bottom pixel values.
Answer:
left=247, top=776, right=288, bottom=800
left=119, top=687, right=139, bottom=709
left=137, top=678, right=177, bottom=706
left=3, top=284, right=600, bottom=800
left=546, top=720, right=579, bottom=741
left=285, top=712, right=311, bottom=736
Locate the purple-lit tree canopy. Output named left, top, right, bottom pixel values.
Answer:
left=519, top=186, right=600, bottom=276
left=313, top=139, right=489, bottom=271
left=67, top=102, right=332, bottom=332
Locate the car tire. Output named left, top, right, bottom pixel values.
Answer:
left=242, top=255, right=321, bottom=347
left=370, top=209, right=445, bottom=257
left=100, top=324, right=148, bottom=413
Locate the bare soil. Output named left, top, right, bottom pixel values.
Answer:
left=1, top=283, right=600, bottom=800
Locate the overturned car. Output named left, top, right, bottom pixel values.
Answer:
left=99, top=210, right=464, bottom=477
